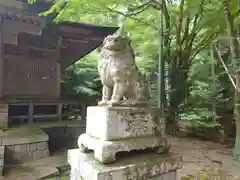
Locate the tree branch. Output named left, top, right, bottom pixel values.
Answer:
left=103, top=6, right=158, bottom=30
left=184, top=0, right=205, bottom=49
left=176, top=0, right=185, bottom=49
left=180, top=16, right=190, bottom=47
left=127, top=0, right=153, bottom=16
left=215, top=45, right=237, bottom=89
left=190, top=33, right=218, bottom=61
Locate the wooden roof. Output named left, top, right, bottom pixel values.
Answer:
left=1, top=0, right=119, bottom=69
left=15, top=22, right=118, bottom=69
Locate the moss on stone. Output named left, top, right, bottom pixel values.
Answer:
left=83, top=151, right=179, bottom=172
left=6, top=125, right=44, bottom=137
left=46, top=176, right=69, bottom=180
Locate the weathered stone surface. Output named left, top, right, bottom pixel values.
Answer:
left=5, top=154, right=70, bottom=180
left=86, top=106, right=165, bottom=141
left=80, top=105, right=169, bottom=163
left=29, top=143, right=37, bottom=152
left=0, top=159, right=3, bottom=167
left=43, top=149, right=50, bottom=157
left=0, top=146, right=4, bottom=158
left=32, top=151, right=43, bottom=160
left=0, top=146, right=4, bottom=176
left=2, top=135, right=48, bottom=146
left=18, top=152, right=32, bottom=162
left=0, top=167, right=3, bottom=177
left=78, top=134, right=169, bottom=163
left=5, top=166, right=59, bottom=180
left=37, top=142, right=48, bottom=150
left=14, top=144, right=27, bottom=153
left=1, top=126, right=49, bottom=146
left=147, top=171, right=176, bottom=180
left=98, top=34, right=149, bottom=106
left=68, top=149, right=182, bottom=180
left=5, top=141, right=50, bottom=164
left=87, top=107, right=151, bottom=140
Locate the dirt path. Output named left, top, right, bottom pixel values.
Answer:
left=169, top=136, right=240, bottom=179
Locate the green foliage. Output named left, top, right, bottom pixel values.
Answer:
left=178, top=54, right=226, bottom=136
left=29, top=0, right=240, bottom=139
left=188, top=56, right=221, bottom=104
left=61, top=52, right=101, bottom=101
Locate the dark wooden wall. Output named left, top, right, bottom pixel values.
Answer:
left=0, top=2, right=118, bottom=101
left=0, top=16, right=60, bottom=100
left=3, top=56, right=59, bottom=99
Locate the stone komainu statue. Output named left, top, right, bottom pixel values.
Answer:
left=98, top=34, right=149, bottom=106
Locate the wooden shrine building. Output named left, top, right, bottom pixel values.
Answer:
left=0, top=0, right=118, bottom=127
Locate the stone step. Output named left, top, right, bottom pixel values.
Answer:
left=3, top=154, right=69, bottom=180
left=4, top=166, right=59, bottom=180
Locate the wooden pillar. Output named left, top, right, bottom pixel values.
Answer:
left=56, top=62, right=60, bottom=97
left=57, top=103, right=62, bottom=121
left=0, top=16, right=3, bottom=98
left=28, top=101, right=34, bottom=124
left=81, top=103, right=86, bottom=121
left=56, top=36, right=61, bottom=98
left=0, top=17, right=8, bottom=129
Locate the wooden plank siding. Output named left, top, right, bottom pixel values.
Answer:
left=2, top=55, right=59, bottom=99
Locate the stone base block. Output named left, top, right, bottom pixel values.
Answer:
left=5, top=141, right=50, bottom=164
left=78, top=133, right=170, bottom=163
left=1, top=128, right=50, bottom=164
left=68, top=149, right=182, bottom=180
left=0, top=146, right=4, bottom=176
left=86, top=106, right=165, bottom=141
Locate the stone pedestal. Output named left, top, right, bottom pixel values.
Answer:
left=68, top=149, right=182, bottom=180
left=78, top=106, right=169, bottom=163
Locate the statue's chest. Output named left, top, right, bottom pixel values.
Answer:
left=99, top=55, right=122, bottom=69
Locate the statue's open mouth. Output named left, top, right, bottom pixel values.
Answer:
left=105, top=46, right=122, bottom=51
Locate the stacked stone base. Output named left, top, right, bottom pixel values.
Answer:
left=74, top=106, right=182, bottom=179
left=78, top=133, right=169, bottom=163
left=68, top=149, right=182, bottom=180
left=1, top=128, right=50, bottom=165
left=5, top=141, right=49, bottom=164
left=78, top=106, right=169, bottom=163
left=0, top=146, right=4, bottom=176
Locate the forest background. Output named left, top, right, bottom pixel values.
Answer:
left=29, top=0, right=240, bottom=160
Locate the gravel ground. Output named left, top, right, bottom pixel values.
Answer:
left=169, top=136, right=240, bottom=179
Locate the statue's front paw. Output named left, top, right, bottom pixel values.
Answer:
left=122, top=100, right=135, bottom=105
left=98, top=101, right=108, bottom=106
left=107, top=100, right=120, bottom=106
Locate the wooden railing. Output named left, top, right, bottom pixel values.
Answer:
left=8, top=100, right=85, bottom=124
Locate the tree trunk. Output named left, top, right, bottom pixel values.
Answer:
left=223, top=0, right=240, bottom=160
left=234, top=72, right=240, bottom=160
left=166, top=56, right=190, bottom=134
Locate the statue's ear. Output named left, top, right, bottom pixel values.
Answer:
left=128, top=39, right=132, bottom=44
left=102, top=35, right=111, bottom=46
left=125, top=36, right=131, bottom=45
left=98, top=37, right=108, bottom=53
left=97, top=45, right=102, bottom=53
left=124, top=32, right=131, bottom=44
left=102, top=38, right=107, bottom=46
